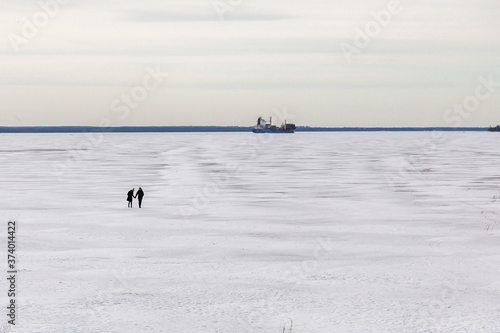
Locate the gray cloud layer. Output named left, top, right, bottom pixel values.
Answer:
left=0, top=0, right=499, bottom=126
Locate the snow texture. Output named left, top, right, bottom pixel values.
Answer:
left=0, top=132, right=499, bottom=332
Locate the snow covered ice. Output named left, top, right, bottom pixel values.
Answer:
left=1, top=132, right=500, bottom=332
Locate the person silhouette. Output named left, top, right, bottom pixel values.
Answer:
left=127, top=188, right=135, bottom=208
left=134, top=187, right=144, bottom=208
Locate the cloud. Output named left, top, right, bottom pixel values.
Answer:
left=0, top=0, right=499, bottom=126
left=123, top=10, right=289, bottom=22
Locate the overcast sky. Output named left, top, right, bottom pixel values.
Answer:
left=0, top=0, right=499, bottom=127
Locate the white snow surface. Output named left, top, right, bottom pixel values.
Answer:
left=1, top=132, right=500, bottom=333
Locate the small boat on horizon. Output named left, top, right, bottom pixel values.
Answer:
left=488, top=125, right=500, bottom=132
left=252, top=116, right=296, bottom=133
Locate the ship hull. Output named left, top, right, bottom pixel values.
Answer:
left=252, top=128, right=295, bottom=133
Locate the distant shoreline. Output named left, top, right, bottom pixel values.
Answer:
left=0, top=126, right=491, bottom=133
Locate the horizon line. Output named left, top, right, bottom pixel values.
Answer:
left=0, top=125, right=493, bottom=133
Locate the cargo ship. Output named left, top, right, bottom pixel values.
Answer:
left=252, top=117, right=296, bottom=133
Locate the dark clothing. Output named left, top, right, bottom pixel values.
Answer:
left=135, top=189, right=144, bottom=208
left=127, top=189, right=134, bottom=208
left=127, top=190, right=134, bottom=201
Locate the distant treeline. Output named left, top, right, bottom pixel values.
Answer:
left=0, top=126, right=489, bottom=133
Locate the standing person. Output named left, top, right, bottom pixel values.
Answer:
left=127, top=188, right=135, bottom=208
left=135, top=187, right=145, bottom=208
